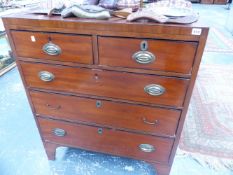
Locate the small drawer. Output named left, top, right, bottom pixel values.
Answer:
left=30, top=91, right=180, bottom=137
left=21, top=62, right=189, bottom=107
left=38, top=118, right=174, bottom=163
left=98, top=37, right=197, bottom=74
left=11, top=30, right=93, bottom=64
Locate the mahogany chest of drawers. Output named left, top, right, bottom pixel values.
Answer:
left=3, top=12, right=208, bottom=175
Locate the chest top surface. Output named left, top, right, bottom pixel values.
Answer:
left=2, top=11, right=208, bottom=41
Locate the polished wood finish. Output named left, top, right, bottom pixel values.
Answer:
left=11, top=30, right=93, bottom=64
left=2, top=13, right=208, bottom=41
left=38, top=117, right=174, bottom=163
left=3, top=11, right=208, bottom=175
left=201, top=0, right=214, bottom=3
left=17, top=57, right=193, bottom=78
left=21, top=61, right=189, bottom=107
left=30, top=91, right=181, bottom=137
left=99, top=37, right=197, bottom=74
left=43, top=141, right=58, bottom=160
left=214, top=0, right=227, bottom=4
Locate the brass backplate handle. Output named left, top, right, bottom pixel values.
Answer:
left=144, top=84, right=165, bottom=96
left=52, top=128, right=66, bottom=137
left=43, top=42, right=61, bottom=56
left=139, top=144, right=155, bottom=153
left=38, top=71, right=55, bottom=82
left=132, top=51, right=155, bottom=64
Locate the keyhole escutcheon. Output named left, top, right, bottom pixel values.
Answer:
left=140, top=40, right=148, bottom=51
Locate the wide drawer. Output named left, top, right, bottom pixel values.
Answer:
left=38, top=118, right=174, bottom=163
left=30, top=91, right=180, bottom=137
left=11, top=30, right=93, bottom=64
left=98, top=37, right=197, bottom=74
left=21, top=62, right=189, bottom=107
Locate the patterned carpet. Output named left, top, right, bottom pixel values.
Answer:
left=179, top=24, right=233, bottom=171
left=179, top=64, right=233, bottom=169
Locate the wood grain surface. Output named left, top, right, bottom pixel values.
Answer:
left=30, top=90, right=181, bottom=137
left=11, top=30, right=93, bottom=64
left=38, top=117, right=174, bottom=163
left=20, top=61, right=189, bottom=107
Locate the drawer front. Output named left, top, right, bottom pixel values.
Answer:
left=11, top=31, right=93, bottom=64
left=21, top=62, right=189, bottom=107
left=30, top=91, right=180, bottom=137
left=98, top=37, right=197, bottom=74
left=38, top=118, right=174, bottom=163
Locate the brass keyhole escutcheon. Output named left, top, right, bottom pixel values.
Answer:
left=96, top=100, right=102, bottom=108
left=98, top=128, right=103, bottom=134
left=140, top=40, right=148, bottom=51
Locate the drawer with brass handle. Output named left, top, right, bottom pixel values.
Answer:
left=98, top=37, right=198, bottom=74
left=11, top=30, right=93, bottom=64
left=38, top=117, right=174, bottom=163
left=21, top=62, right=189, bottom=107
left=30, top=91, right=181, bottom=137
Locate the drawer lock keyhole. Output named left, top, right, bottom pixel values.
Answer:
left=96, top=100, right=102, bottom=108
left=140, top=40, right=148, bottom=51
left=98, top=128, right=103, bottom=134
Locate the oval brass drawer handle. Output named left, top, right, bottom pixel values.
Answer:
left=132, top=51, right=155, bottom=64
left=52, top=128, right=66, bottom=137
left=38, top=71, right=55, bottom=82
left=43, top=42, right=61, bottom=56
left=144, top=84, right=165, bottom=96
left=142, top=117, right=159, bottom=126
left=139, top=144, right=156, bottom=153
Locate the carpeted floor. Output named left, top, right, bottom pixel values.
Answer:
left=178, top=4, right=233, bottom=172
left=179, top=64, right=233, bottom=170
